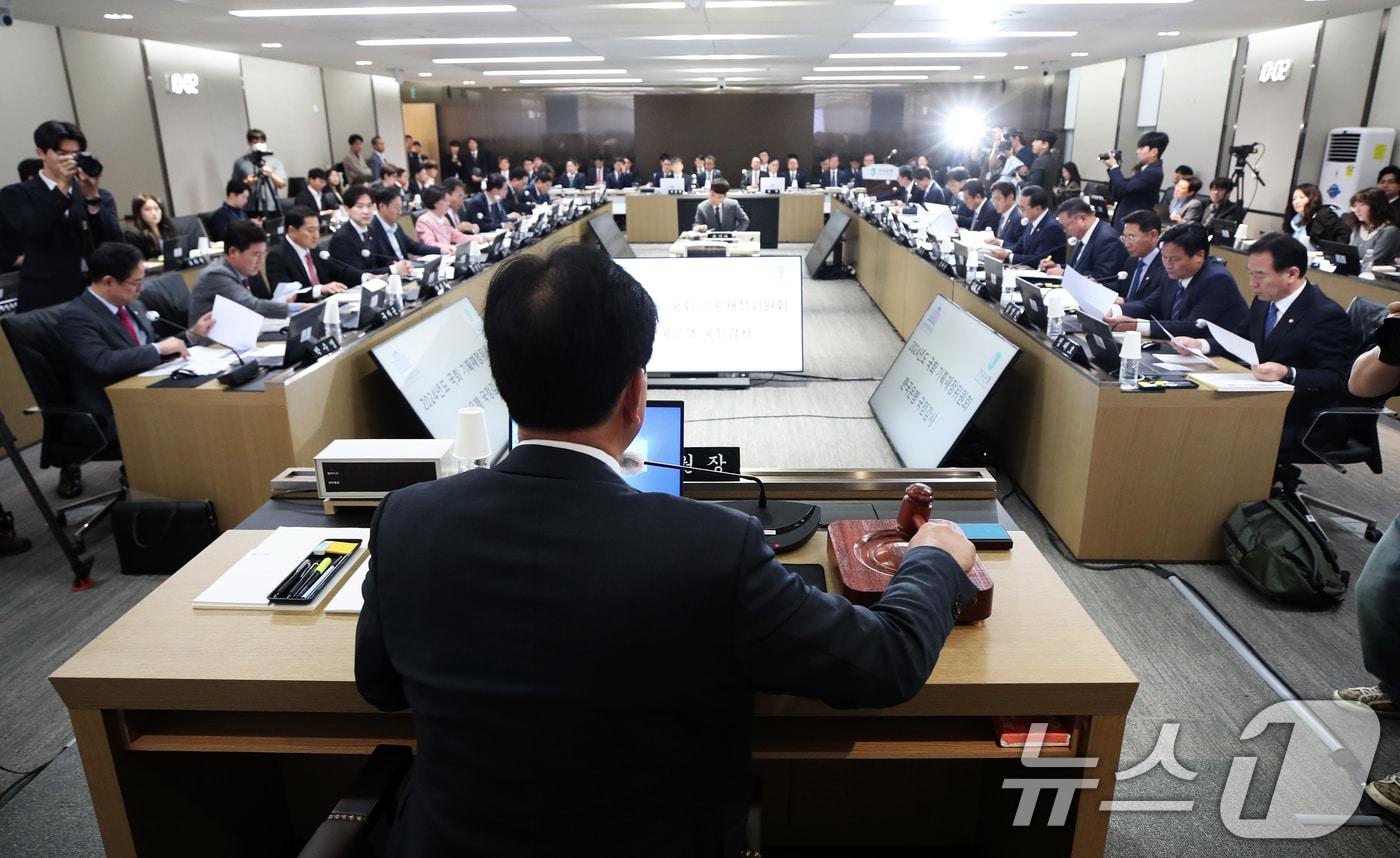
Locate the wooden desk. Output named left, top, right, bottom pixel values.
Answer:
left=52, top=522, right=1136, bottom=857
left=625, top=191, right=827, bottom=246
left=839, top=202, right=1292, bottom=561
left=106, top=206, right=611, bottom=529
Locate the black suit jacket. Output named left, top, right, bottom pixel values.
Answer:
left=58, top=290, right=161, bottom=443
left=1116, top=251, right=1170, bottom=305
left=1124, top=257, right=1248, bottom=338
left=523, top=186, right=553, bottom=206
left=369, top=215, right=437, bottom=261
left=328, top=222, right=394, bottom=276
left=294, top=188, right=326, bottom=212
left=265, top=238, right=365, bottom=299
left=781, top=168, right=807, bottom=188
left=1007, top=214, right=1067, bottom=266
left=0, top=178, right=121, bottom=311
left=1202, top=200, right=1245, bottom=227
left=606, top=170, right=635, bottom=189
left=816, top=168, right=850, bottom=188
left=560, top=173, right=589, bottom=191
left=1022, top=152, right=1060, bottom=191
left=967, top=199, right=998, bottom=233
left=1066, top=221, right=1129, bottom=283
left=356, top=444, right=976, bottom=856
left=465, top=192, right=510, bottom=231
left=1107, top=161, right=1164, bottom=229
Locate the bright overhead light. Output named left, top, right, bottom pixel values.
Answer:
left=517, top=77, right=644, bottom=84
left=1157, top=30, right=1180, bottom=36
left=1071, top=51, right=1089, bottom=57
left=814, top=65, right=960, bottom=72
left=103, top=12, right=134, bottom=20
left=231, top=5, right=516, bottom=18
left=597, top=0, right=812, bottom=6
left=358, top=36, right=570, bottom=46
left=855, top=31, right=1076, bottom=39
left=674, top=66, right=766, bottom=73
left=803, top=74, right=929, bottom=81
left=260, top=42, right=283, bottom=48
left=634, top=34, right=788, bottom=41
left=355, top=60, right=373, bottom=66
left=973, top=74, right=987, bottom=79
left=418, top=72, right=433, bottom=77
left=945, top=108, right=986, bottom=147
left=830, top=52, right=1008, bottom=59
left=895, top=0, right=1194, bottom=4
left=482, top=68, right=629, bottom=75
left=687, top=77, right=764, bottom=82
left=434, top=55, right=604, bottom=63
left=657, top=54, right=772, bottom=60
left=1013, top=65, right=1029, bottom=70
left=462, top=80, right=476, bottom=84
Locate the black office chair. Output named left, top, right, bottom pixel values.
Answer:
left=170, top=214, right=206, bottom=241
left=139, top=271, right=192, bottom=333
left=1287, top=296, right=1392, bottom=542
left=288, top=176, right=309, bottom=202
left=0, top=271, right=18, bottom=313
left=197, top=210, right=219, bottom=239
left=278, top=197, right=296, bottom=215
left=296, top=745, right=412, bottom=858
left=2, top=307, right=127, bottom=584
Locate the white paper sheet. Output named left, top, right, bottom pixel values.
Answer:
left=1205, top=320, right=1260, bottom=367
left=192, top=527, right=370, bottom=612
left=1189, top=372, right=1292, bottom=393
left=209, top=294, right=264, bottom=354
left=1060, top=266, right=1118, bottom=320
left=1154, top=353, right=1215, bottom=368
left=136, top=346, right=238, bottom=377
left=325, top=564, right=369, bottom=615
left=272, top=281, right=301, bottom=303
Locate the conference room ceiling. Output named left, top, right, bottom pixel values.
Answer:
left=15, top=0, right=1397, bottom=90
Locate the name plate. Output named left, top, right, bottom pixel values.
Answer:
left=682, top=447, right=741, bottom=482
left=1052, top=334, right=1091, bottom=369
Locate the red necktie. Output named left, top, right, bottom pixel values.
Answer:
left=304, top=249, right=320, bottom=286
left=116, top=306, right=139, bottom=345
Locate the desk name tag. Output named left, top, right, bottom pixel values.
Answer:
left=681, top=447, right=741, bottom=482
left=310, top=337, right=340, bottom=361
left=1001, top=303, right=1024, bottom=324
left=378, top=304, right=403, bottom=322
left=1052, top=334, right=1091, bottom=369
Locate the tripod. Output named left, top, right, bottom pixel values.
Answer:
left=245, top=157, right=282, bottom=219
left=1230, top=151, right=1265, bottom=208
left=0, top=409, right=94, bottom=588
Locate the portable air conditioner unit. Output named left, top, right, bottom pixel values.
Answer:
left=1319, top=127, right=1395, bottom=207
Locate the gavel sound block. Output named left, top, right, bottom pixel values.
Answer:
left=827, top=483, right=994, bottom=624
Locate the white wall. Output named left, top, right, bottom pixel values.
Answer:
left=1151, top=39, right=1238, bottom=184
left=1066, top=60, right=1125, bottom=182
left=373, top=75, right=408, bottom=169
left=1297, top=9, right=1387, bottom=188
left=1368, top=7, right=1400, bottom=145
left=323, top=68, right=378, bottom=167
left=0, top=21, right=76, bottom=171
left=242, top=55, right=333, bottom=181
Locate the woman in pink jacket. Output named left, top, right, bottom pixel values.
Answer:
left=415, top=186, right=482, bottom=248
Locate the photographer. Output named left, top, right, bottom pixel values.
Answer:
left=0, top=121, right=121, bottom=311
left=230, top=128, right=287, bottom=217
left=1103, top=131, right=1169, bottom=230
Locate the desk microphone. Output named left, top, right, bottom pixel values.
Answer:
left=886, top=148, right=899, bottom=162
left=619, top=453, right=820, bottom=553
left=146, top=311, right=262, bottom=385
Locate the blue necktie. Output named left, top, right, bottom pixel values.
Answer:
left=1171, top=282, right=1188, bottom=318
left=1129, top=258, right=1147, bottom=299
left=1265, top=302, right=1279, bottom=337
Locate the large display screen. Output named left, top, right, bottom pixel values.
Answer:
left=868, top=295, right=1018, bottom=468
left=614, top=256, right=804, bottom=374
left=369, top=301, right=510, bottom=462
left=511, top=401, right=685, bottom=495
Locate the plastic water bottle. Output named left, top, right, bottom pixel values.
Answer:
left=1119, top=331, right=1142, bottom=391
left=322, top=300, right=341, bottom=344
left=964, top=251, right=978, bottom=285
left=1045, top=290, right=1065, bottom=338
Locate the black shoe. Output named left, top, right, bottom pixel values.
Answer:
left=57, top=465, right=83, bottom=500
left=0, top=512, right=31, bottom=557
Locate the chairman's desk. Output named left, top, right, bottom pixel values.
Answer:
left=105, top=205, right=613, bottom=530
left=51, top=488, right=1137, bottom=858
left=836, top=201, right=1292, bottom=562
left=625, top=189, right=826, bottom=246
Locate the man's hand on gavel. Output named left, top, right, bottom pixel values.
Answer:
left=909, top=521, right=976, bottom=572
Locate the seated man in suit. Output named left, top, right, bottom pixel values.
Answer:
left=701, top=155, right=721, bottom=186
left=1, top=120, right=123, bottom=312
left=985, top=185, right=1066, bottom=267
left=1112, top=209, right=1170, bottom=305
left=692, top=179, right=750, bottom=233
left=1169, top=232, right=1358, bottom=460
left=465, top=175, right=516, bottom=232
left=59, top=242, right=212, bottom=494
left=621, top=156, right=638, bottom=187
left=588, top=155, right=609, bottom=188
left=781, top=153, right=806, bottom=189
left=329, top=185, right=412, bottom=279
left=523, top=166, right=556, bottom=206
left=877, top=166, right=915, bottom=204
left=503, top=169, right=530, bottom=215
left=605, top=158, right=628, bottom=189
left=206, top=180, right=252, bottom=243
left=944, top=167, right=971, bottom=224
left=959, top=179, right=999, bottom=233
left=816, top=153, right=847, bottom=188
left=1201, top=177, right=1245, bottom=228
left=294, top=168, right=334, bottom=213
left=560, top=159, right=588, bottom=191
left=911, top=168, right=945, bottom=206
left=408, top=160, right=436, bottom=201
left=649, top=153, right=671, bottom=187
left=985, top=180, right=1024, bottom=246
left=1041, top=197, right=1128, bottom=282
left=265, top=205, right=358, bottom=303
left=1106, top=222, right=1248, bottom=338
left=355, top=242, right=980, bottom=855
left=189, top=220, right=296, bottom=324
left=370, top=185, right=445, bottom=265
left=743, top=156, right=763, bottom=190
left=1104, top=131, right=1169, bottom=229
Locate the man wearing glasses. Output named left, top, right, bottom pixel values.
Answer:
left=0, top=120, right=122, bottom=312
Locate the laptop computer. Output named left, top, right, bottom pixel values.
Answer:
left=160, top=234, right=200, bottom=271
left=509, top=400, right=686, bottom=495
left=261, top=216, right=286, bottom=243
left=1017, top=279, right=1049, bottom=331
left=983, top=256, right=1006, bottom=302
left=1318, top=239, right=1362, bottom=276
left=1077, top=312, right=1122, bottom=374
left=1208, top=218, right=1239, bottom=248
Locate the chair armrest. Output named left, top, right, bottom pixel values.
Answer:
left=1301, top=407, right=1386, bottom=472
left=297, top=745, right=412, bottom=858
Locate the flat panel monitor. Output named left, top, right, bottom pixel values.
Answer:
left=1208, top=218, right=1239, bottom=248
left=160, top=234, right=200, bottom=271
left=614, top=256, right=804, bottom=374
left=590, top=214, right=636, bottom=258
left=983, top=256, right=1006, bottom=302
left=869, top=295, right=1019, bottom=468
left=1318, top=239, right=1362, bottom=276
left=509, top=400, right=685, bottom=495
left=369, top=300, right=509, bottom=462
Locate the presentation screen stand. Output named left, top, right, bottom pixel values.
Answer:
left=646, top=373, right=751, bottom=389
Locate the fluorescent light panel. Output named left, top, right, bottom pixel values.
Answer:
left=803, top=74, right=929, bottom=81
left=517, top=77, right=644, bottom=84
left=634, top=34, right=788, bottom=40
left=674, top=66, right=766, bottom=73
left=482, top=68, right=629, bottom=75
left=814, top=65, right=960, bottom=71
left=656, top=54, right=772, bottom=60
left=358, top=36, right=570, bottom=46
left=895, top=0, right=1193, bottom=4
left=231, top=5, right=515, bottom=17
left=830, top=52, right=1008, bottom=59
left=434, top=55, right=603, bottom=63
left=856, top=31, right=1076, bottom=38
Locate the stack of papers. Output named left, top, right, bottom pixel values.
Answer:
left=137, top=345, right=239, bottom=377
left=192, top=527, right=370, bottom=612
left=1187, top=373, right=1293, bottom=393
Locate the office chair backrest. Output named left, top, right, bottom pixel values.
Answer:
left=1347, top=296, right=1389, bottom=347
left=287, top=176, right=308, bottom=201
left=140, top=272, right=192, bottom=331
left=170, top=214, right=206, bottom=241
left=277, top=197, right=295, bottom=215
left=197, top=211, right=219, bottom=238
left=1, top=306, right=103, bottom=468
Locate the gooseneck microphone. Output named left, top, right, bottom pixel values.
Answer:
left=619, top=453, right=820, bottom=552
left=147, top=311, right=262, bottom=384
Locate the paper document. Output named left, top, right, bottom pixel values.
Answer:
left=209, top=294, right=264, bottom=354
left=1154, top=353, right=1215, bottom=369
left=272, top=281, right=301, bottom=303
left=192, top=527, right=370, bottom=612
left=1060, top=266, right=1118, bottom=320
left=245, top=343, right=286, bottom=361
left=1205, top=320, right=1259, bottom=367
left=325, top=564, right=369, bottom=615
left=137, top=345, right=237, bottom=377
left=1188, top=372, right=1293, bottom=393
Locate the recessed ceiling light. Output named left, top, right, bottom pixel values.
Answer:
left=434, top=55, right=604, bottom=63
left=230, top=5, right=516, bottom=18
left=517, top=77, right=644, bottom=84
left=599, top=0, right=812, bottom=6
left=634, top=34, right=788, bottom=41
left=1013, top=65, right=1029, bottom=70
left=260, top=42, right=283, bottom=48
left=1071, top=51, right=1089, bottom=57
left=103, top=12, right=134, bottom=20
left=813, top=65, right=961, bottom=72
left=687, top=76, right=764, bottom=82
left=462, top=80, right=476, bottom=84
left=418, top=72, right=433, bottom=77
left=803, top=74, right=929, bottom=81
left=358, top=36, right=570, bottom=46
left=1157, top=30, right=1180, bottom=36
left=355, top=60, right=373, bottom=66
left=482, top=68, right=630, bottom=75
left=674, top=67, right=765, bottom=73
left=973, top=75, right=987, bottom=80
left=855, top=31, right=1076, bottom=39
left=829, top=52, right=1008, bottom=59
left=656, top=54, right=772, bottom=60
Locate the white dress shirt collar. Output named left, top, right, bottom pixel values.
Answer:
left=87, top=287, right=124, bottom=315
left=515, top=439, right=622, bottom=475
left=1272, top=281, right=1307, bottom=318
left=40, top=171, right=62, bottom=192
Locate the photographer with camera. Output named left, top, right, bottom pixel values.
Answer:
left=1102, top=131, right=1169, bottom=230
left=230, top=128, right=287, bottom=217
left=0, top=120, right=121, bottom=311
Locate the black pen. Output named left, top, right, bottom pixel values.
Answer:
left=277, top=558, right=314, bottom=600
left=293, top=556, right=337, bottom=601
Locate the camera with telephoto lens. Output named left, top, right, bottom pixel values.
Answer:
left=74, top=151, right=103, bottom=178
left=248, top=148, right=274, bottom=168
left=1098, top=150, right=1122, bottom=162
left=1376, top=316, right=1400, bottom=367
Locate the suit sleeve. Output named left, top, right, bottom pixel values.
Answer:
left=692, top=204, right=708, bottom=227
left=216, top=272, right=290, bottom=318
left=1108, top=165, right=1158, bottom=197
left=732, top=518, right=978, bottom=708
left=1292, top=310, right=1358, bottom=399
left=1089, top=233, right=1130, bottom=282
left=734, top=204, right=750, bottom=232
left=2, top=182, right=71, bottom=243
left=355, top=500, right=409, bottom=712
left=264, top=247, right=305, bottom=291
left=61, top=307, right=161, bottom=384
left=403, top=227, right=440, bottom=256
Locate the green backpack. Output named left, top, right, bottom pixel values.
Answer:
left=1223, top=498, right=1349, bottom=607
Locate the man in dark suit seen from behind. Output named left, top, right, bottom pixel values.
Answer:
left=1169, top=232, right=1358, bottom=461
left=985, top=185, right=1066, bottom=267
left=1041, top=197, right=1128, bottom=282
left=1107, top=222, right=1247, bottom=339
left=1105, top=131, right=1169, bottom=229
left=265, top=205, right=358, bottom=303
left=0, top=120, right=122, bottom=311
left=1021, top=131, right=1061, bottom=191
left=355, top=242, right=980, bottom=857
left=59, top=242, right=213, bottom=484
left=1111, top=209, right=1170, bottom=304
